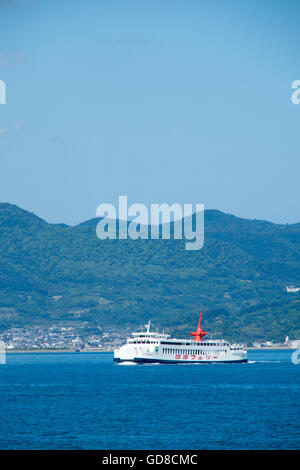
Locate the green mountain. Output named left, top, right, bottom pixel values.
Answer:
left=0, top=202, right=299, bottom=344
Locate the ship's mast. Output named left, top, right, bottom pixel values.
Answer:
left=145, top=321, right=151, bottom=333
left=190, top=310, right=207, bottom=342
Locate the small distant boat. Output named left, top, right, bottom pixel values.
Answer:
left=114, top=311, right=247, bottom=364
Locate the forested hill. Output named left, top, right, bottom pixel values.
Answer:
left=0, top=202, right=299, bottom=344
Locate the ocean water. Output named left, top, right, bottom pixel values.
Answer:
left=0, top=350, right=299, bottom=450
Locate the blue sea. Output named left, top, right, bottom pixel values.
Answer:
left=0, top=350, right=299, bottom=450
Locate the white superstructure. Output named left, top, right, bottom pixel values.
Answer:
left=114, top=313, right=247, bottom=364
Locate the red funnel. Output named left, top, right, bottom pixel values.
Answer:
left=190, top=310, right=207, bottom=342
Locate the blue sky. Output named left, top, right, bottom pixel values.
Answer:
left=0, top=0, right=299, bottom=225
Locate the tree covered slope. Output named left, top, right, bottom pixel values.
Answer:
left=0, top=202, right=299, bottom=343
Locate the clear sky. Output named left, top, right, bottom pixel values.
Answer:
left=0, top=0, right=299, bottom=225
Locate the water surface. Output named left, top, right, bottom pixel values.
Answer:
left=0, top=350, right=299, bottom=449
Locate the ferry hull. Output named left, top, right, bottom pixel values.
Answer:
left=114, top=357, right=248, bottom=364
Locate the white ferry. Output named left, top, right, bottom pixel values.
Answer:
left=114, top=311, right=247, bottom=364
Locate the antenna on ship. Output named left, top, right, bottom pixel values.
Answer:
left=145, top=321, right=151, bottom=333
left=190, top=310, right=207, bottom=342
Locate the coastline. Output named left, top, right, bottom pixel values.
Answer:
left=6, top=347, right=296, bottom=353
left=6, top=348, right=113, bottom=353
left=246, top=346, right=294, bottom=350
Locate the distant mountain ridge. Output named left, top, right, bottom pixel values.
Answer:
left=0, top=202, right=299, bottom=344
